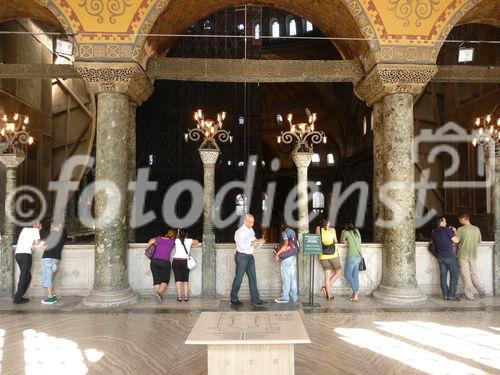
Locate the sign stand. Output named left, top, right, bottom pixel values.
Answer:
left=301, top=233, right=322, bottom=308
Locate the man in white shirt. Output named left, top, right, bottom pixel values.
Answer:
left=13, top=223, right=42, bottom=304
left=230, top=214, right=266, bottom=307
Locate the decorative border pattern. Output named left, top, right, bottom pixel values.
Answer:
left=35, top=0, right=482, bottom=66
left=74, top=62, right=153, bottom=104
left=354, top=63, right=438, bottom=106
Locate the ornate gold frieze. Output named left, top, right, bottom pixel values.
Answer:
left=354, top=63, right=437, bottom=106
left=74, top=62, right=153, bottom=105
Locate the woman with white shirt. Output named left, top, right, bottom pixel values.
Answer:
left=172, top=229, right=200, bottom=301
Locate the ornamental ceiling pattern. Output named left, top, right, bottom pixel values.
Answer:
left=29, top=0, right=489, bottom=66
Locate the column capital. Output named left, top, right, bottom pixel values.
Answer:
left=354, top=64, right=438, bottom=106
left=0, top=154, right=25, bottom=168
left=292, top=151, right=312, bottom=168
left=199, top=149, right=220, bottom=166
left=74, top=62, right=153, bottom=105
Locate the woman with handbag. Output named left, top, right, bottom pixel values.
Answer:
left=172, top=229, right=200, bottom=302
left=147, top=229, right=176, bottom=303
left=273, top=224, right=299, bottom=304
left=316, top=219, right=341, bottom=301
left=341, top=221, right=363, bottom=302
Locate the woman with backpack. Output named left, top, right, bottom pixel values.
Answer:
left=147, top=229, right=177, bottom=303
left=341, top=221, right=363, bottom=302
left=172, top=229, right=200, bottom=301
left=316, top=219, right=341, bottom=301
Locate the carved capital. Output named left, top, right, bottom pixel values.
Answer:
left=354, top=64, right=438, bottom=106
left=292, top=152, right=312, bottom=169
left=0, top=154, right=25, bottom=168
left=199, top=149, right=220, bottom=166
left=74, top=62, right=153, bottom=105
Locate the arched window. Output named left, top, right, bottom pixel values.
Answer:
left=288, top=18, right=297, bottom=36
left=236, top=194, right=248, bottom=216
left=327, top=153, right=335, bottom=165
left=271, top=19, right=280, bottom=38
left=254, top=23, right=260, bottom=40
left=312, top=191, right=325, bottom=213
left=305, top=20, right=313, bottom=32
left=203, top=19, right=212, bottom=31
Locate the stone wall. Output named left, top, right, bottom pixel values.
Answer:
left=18, top=242, right=494, bottom=298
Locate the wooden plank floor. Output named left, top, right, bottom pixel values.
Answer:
left=0, top=310, right=499, bottom=374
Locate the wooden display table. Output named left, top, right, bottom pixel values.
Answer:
left=186, top=311, right=310, bottom=375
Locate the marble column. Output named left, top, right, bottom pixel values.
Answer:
left=75, top=61, right=153, bottom=307
left=491, top=145, right=500, bottom=295
left=128, top=101, right=137, bottom=243
left=0, top=155, right=25, bottom=297
left=372, top=101, right=384, bottom=242
left=199, top=149, right=219, bottom=297
left=372, top=93, right=426, bottom=305
left=292, top=151, right=312, bottom=293
left=83, top=92, right=137, bottom=307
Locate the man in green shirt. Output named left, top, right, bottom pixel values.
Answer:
left=457, top=212, right=485, bottom=300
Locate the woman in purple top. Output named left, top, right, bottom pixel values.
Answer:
left=147, top=229, right=176, bottom=303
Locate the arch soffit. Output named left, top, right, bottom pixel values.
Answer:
left=142, top=0, right=375, bottom=64
left=432, top=0, right=499, bottom=62
left=0, top=1, right=68, bottom=33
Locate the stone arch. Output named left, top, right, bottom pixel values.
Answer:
left=140, top=0, right=376, bottom=64
left=432, top=0, right=499, bottom=61
left=0, top=1, right=72, bottom=35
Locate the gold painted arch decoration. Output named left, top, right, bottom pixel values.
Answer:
left=13, top=0, right=495, bottom=66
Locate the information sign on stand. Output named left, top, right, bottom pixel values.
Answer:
left=302, top=233, right=322, bottom=308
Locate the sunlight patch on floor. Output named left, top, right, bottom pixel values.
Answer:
left=23, top=329, right=104, bottom=375
left=335, top=327, right=485, bottom=375
left=374, top=321, right=500, bottom=370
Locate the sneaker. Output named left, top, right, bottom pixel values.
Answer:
left=231, top=300, right=243, bottom=306
left=41, top=296, right=58, bottom=305
left=274, top=298, right=289, bottom=304
left=448, top=297, right=461, bottom=301
left=253, top=300, right=267, bottom=305
left=478, top=289, right=486, bottom=298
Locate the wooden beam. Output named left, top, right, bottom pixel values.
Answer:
left=433, top=65, right=500, bottom=83
left=146, top=58, right=364, bottom=83
left=0, top=63, right=79, bottom=79
left=0, top=61, right=498, bottom=84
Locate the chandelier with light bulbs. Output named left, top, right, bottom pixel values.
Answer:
left=0, top=111, right=34, bottom=155
left=184, top=109, right=233, bottom=150
left=277, top=108, right=326, bottom=153
left=472, top=112, right=499, bottom=147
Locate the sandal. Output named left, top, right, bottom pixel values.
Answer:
left=183, top=297, right=189, bottom=302
left=321, top=286, right=328, bottom=300
left=328, top=296, right=334, bottom=301
left=177, top=297, right=182, bottom=302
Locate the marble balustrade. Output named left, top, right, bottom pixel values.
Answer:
left=17, top=242, right=494, bottom=298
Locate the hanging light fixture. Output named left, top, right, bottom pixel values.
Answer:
left=0, top=109, right=34, bottom=155
left=472, top=111, right=499, bottom=147
left=184, top=109, right=232, bottom=150
left=276, top=108, right=326, bottom=153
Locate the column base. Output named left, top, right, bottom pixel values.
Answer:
left=373, top=284, right=427, bottom=305
left=83, top=287, right=138, bottom=307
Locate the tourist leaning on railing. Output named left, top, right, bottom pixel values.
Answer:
left=341, top=220, right=363, bottom=302
left=172, top=229, right=200, bottom=302
left=148, top=229, right=177, bottom=303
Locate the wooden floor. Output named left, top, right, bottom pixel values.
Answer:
left=0, top=306, right=499, bottom=374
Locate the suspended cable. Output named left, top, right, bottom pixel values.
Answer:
left=0, top=30, right=498, bottom=44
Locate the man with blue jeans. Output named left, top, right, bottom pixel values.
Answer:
left=230, top=214, right=266, bottom=307
left=274, top=224, right=299, bottom=303
left=432, top=216, right=460, bottom=301
left=40, top=223, right=67, bottom=305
